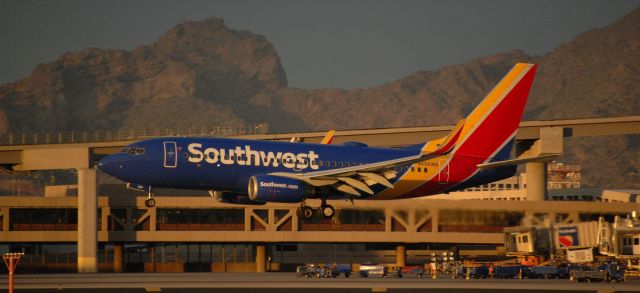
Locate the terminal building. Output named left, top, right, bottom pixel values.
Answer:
left=0, top=116, right=639, bottom=273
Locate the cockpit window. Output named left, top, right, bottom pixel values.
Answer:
left=120, top=147, right=145, bottom=155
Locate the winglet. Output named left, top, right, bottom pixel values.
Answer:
left=421, top=119, right=465, bottom=156
left=320, top=130, right=336, bottom=144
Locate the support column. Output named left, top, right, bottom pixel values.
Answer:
left=77, top=168, right=98, bottom=273
left=396, top=245, right=406, bottom=268
left=1, top=207, right=9, bottom=232
left=526, top=162, right=547, bottom=201
left=256, top=244, right=266, bottom=273
left=113, top=244, right=123, bottom=273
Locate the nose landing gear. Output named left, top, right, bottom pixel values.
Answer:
left=144, top=190, right=156, bottom=208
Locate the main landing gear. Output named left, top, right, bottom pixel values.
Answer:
left=297, top=199, right=335, bottom=220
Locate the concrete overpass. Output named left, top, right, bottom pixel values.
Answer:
left=0, top=116, right=639, bottom=273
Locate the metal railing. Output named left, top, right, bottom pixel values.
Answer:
left=0, top=123, right=269, bottom=146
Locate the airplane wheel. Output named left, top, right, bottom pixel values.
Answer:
left=145, top=198, right=156, bottom=208
left=320, top=204, right=335, bottom=218
left=301, top=206, right=315, bottom=219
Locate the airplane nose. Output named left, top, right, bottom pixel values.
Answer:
left=98, top=154, right=121, bottom=176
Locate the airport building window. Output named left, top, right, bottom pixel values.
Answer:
left=439, top=210, right=523, bottom=232
left=156, top=208, right=244, bottom=231
left=337, top=209, right=385, bottom=225
left=10, top=208, right=78, bottom=231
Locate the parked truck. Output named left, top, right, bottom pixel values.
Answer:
left=359, top=264, right=388, bottom=278
left=526, top=266, right=569, bottom=279
left=570, top=263, right=624, bottom=283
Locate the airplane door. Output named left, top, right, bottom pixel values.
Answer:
left=163, top=141, right=178, bottom=168
left=438, top=159, right=449, bottom=184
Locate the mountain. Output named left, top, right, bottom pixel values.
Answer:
left=0, top=18, right=292, bottom=134
left=0, top=9, right=638, bottom=188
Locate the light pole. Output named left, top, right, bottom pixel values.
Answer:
left=3, top=252, right=24, bottom=293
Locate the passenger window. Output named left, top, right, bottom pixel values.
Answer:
left=318, top=160, right=323, bottom=167
left=135, top=148, right=145, bottom=155
left=411, top=167, right=414, bottom=172
left=417, top=167, right=422, bottom=172
left=332, top=161, right=337, bottom=167
left=635, top=238, right=640, bottom=245
left=120, top=147, right=130, bottom=154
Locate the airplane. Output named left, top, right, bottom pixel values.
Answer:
left=98, top=63, right=538, bottom=219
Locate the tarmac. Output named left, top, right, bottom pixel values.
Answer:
left=2, top=272, right=640, bottom=292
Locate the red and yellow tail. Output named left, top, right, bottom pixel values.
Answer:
left=452, top=63, right=536, bottom=158
left=382, top=63, right=538, bottom=198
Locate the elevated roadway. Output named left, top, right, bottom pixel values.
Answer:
left=0, top=116, right=639, bottom=274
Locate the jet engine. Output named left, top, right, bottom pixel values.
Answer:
left=210, top=191, right=266, bottom=205
left=248, top=175, right=310, bottom=203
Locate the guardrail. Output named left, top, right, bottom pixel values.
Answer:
left=0, top=123, right=269, bottom=146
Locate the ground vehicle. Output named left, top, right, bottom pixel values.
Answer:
left=296, top=265, right=308, bottom=278
left=526, top=266, right=569, bottom=279
left=399, top=266, right=425, bottom=278
left=493, top=265, right=525, bottom=279
left=359, top=264, right=387, bottom=278
left=571, top=264, right=624, bottom=283
left=454, top=265, right=489, bottom=279
left=331, top=264, right=352, bottom=278
left=297, top=263, right=352, bottom=278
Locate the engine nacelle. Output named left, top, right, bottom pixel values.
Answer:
left=210, top=191, right=266, bottom=205
left=248, top=175, right=309, bottom=203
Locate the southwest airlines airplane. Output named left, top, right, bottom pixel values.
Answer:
left=99, top=63, right=539, bottom=219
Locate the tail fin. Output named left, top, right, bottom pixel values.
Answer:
left=320, top=130, right=335, bottom=144
left=453, top=63, right=537, bottom=161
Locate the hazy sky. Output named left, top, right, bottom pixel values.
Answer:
left=0, top=0, right=638, bottom=89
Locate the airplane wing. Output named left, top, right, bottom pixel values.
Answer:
left=477, top=154, right=560, bottom=169
left=269, top=121, right=466, bottom=196
left=270, top=153, right=421, bottom=196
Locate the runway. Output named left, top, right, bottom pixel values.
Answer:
left=2, top=272, right=640, bottom=292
